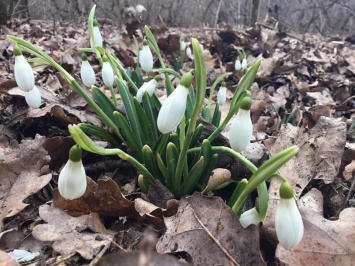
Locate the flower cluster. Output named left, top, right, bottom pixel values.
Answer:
left=14, top=45, right=41, bottom=108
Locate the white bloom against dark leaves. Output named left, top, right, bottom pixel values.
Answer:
left=14, top=45, right=35, bottom=92
left=241, top=58, right=247, bottom=69
left=139, top=39, right=153, bottom=73
left=180, top=40, right=187, bottom=51
left=90, top=19, right=103, bottom=53
left=58, top=145, right=87, bottom=200
left=217, top=82, right=227, bottom=105
left=186, top=46, right=192, bottom=56
left=157, top=71, right=192, bottom=134
left=102, top=56, right=114, bottom=87
left=235, top=59, right=242, bottom=71
left=80, top=53, right=96, bottom=87
left=136, top=79, right=158, bottom=102
left=25, top=86, right=41, bottom=108
left=239, top=207, right=261, bottom=228
left=275, top=182, right=304, bottom=250
left=229, top=97, right=253, bottom=152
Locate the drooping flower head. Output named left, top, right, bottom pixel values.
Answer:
left=58, top=145, right=87, bottom=200
left=139, top=38, right=153, bottom=73
left=241, top=58, right=247, bottom=69
left=80, top=53, right=96, bottom=87
left=186, top=46, right=192, bottom=57
left=275, top=182, right=304, bottom=250
left=239, top=207, right=261, bottom=228
left=90, top=19, right=103, bottom=53
left=235, top=59, right=242, bottom=71
left=229, top=96, right=253, bottom=152
left=102, top=55, right=114, bottom=87
left=25, top=86, right=41, bottom=108
left=217, top=81, right=227, bottom=105
left=14, top=45, right=35, bottom=92
left=157, top=71, right=193, bottom=134
left=136, top=76, right=159, bottom=102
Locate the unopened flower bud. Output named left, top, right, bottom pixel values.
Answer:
left=139, top=39, right=153, bottom=73
left=14, top=45, right=35, bottom=92
left=80, top=53, right=96, bottom=87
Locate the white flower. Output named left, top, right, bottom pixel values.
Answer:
left=217, top=84, right=227, bottom=105
left=102, top=61, right=114, bottom=87
left=80, top=60, right=96, bottom=87
left=25, top=86, right=41, bottom=108
left=275, top=182, right=304, bottom=250
left=136, top=79, right=157, bottom=102
left=139, top=44, right=153, bottom=73
left=157, top=84, right=189, bottom=134
left=58, top=159, right=87, bottom=200
left=90, top=24, right=103, bottom=53
left=235, top=59, right=242, bottom=71
left=241, top=58, right=247, bottom=69
left=15, top=55, right=35, bottom=92
left=229, top=108, right=252, bottom=152
left=186, top=46, right=192, bottom=56
left=180, top=40, right=187, bottom=51
left=239, top=207, right=261, bottom=228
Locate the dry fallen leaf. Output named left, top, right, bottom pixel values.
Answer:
left=32, top=205, right=113, bottom=260
left=343, top=160, right=355, bottom=180
left=0, top=135, right=52, bottom=231
left=276, top=207, right=355, bottom=265
left=156, top=193, right=265, bottom=265
left=202, top=168, right=231, bottom=194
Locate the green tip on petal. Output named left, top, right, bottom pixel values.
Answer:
left=102, top=55, right=109, bottom=62
left=221, top=81, right=226, bottom=87
left=143, top=38, right=148, bottom=46
left=154, top=75, right=161, bottom=81
left=81, top=53, right=88, bottom=61
left=179, top=71, right=193, bottom=88
left=13, top=45, right=23, bottom=56
left=93, top=19, right=99, bottom=27
left=279, top=182, right=294, bottom=199
left=69, top=145, right=82, bottom=162
left=240, top=96, right=252, bottom=110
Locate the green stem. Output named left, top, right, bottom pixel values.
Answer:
left=108, top=85, right=118, bottom=106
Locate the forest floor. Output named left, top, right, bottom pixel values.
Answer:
left=0, top=16, right=355, bottom=265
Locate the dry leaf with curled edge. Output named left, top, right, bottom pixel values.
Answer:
left=0, top=134, right=52, bottom=231
left=156, top=193, right=265, bottom=266
left=202, top=168, right=231, bottom=194
left=343, top=160, right=355, bottom=180
left=32, top=205, right=113, bottom=260
left=276, top=207, right=355, bottom=265
left=0, top=250, right=19, bottom=266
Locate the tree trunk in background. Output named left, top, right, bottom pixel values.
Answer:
left=14, top=0, right=29, bottom=18
left=0, top=0, right=17, bottom=24
left=249, top=0, right=259, bottom=26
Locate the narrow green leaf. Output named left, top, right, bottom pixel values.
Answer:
left=142, top=145, right=163, bottom=182
left=91, top=86, right=117, bottom=123
left=177, top=156, right=205, bottom=197
left=156, top=153, right=168, bottom=181
left=189, top=124, right=203, bottom=148
left=153, top=68, right=181, bottom=79
left=142, top=91, right=159, bottom=143
left=211, top=103, right=221, bottom=127
left=200, top=153, right=219, bottom=185
left=78, top=123, right=122, bottom=148
left=202, top=106, right=211, bottom=122
left=133, top=97, right=150, bottom=145
left=228, top=179, right=248, bottom=216
left=153, top=133, right=170, bottom=156
left=167, top=142, right=179, bottom=191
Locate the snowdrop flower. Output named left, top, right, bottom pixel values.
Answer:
left=229, top=97, right=253, bottom=152
left=90, top=19, right=103, bottom=53
left=14, top=45, right=35, bottom=92
left=275, top=182, right=304, bottom=250
left=157, top=71, right=192, bottom=134
left=241, top=58, right=247, bottom=69
left=102, top=55, right=114, bottom=87
left=235, top=59, right=242, bottom=71
left=217, top=82, right=227, bottom=105
left=139, top=39, right=153, bottom=73
left=25, top=86, right=41, bottom=108
left=180, top=39, right=187, bottom=51
left=80, top=53, right=96, bottom=87
left=186, top=46, right=192, bottom=56
left=58, top=145, right=87, bottom=200
left=239, top=207, right=261, bottom=228
left=136, top=78, right=158, bottom=102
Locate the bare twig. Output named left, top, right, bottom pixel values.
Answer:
left=214, top=0, right=223, bottom=28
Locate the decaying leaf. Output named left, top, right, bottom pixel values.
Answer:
left=276, top=207, right=355, bottom=265
left=0, top=135, right=52, bottom=231
left=156, top=193, right=265, bottom=265
left=0, top=250, right=19, bottom=266
left=32, top=205, right=113, bottom=260
left=202, top=168, right=231, bottom=194
left=343, top=160, right=355, bottom=180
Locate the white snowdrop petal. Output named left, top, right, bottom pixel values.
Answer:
left=241, top=58, right=247, bottom=69
left=136, top=79, right=157, bottom=102
left=186, top=47, right=192, bottom=56
left=180, top=40, right=187, bottom=51
left=14, top=55, right=35, bottom=92
left=157, top=85, right=189, bottom=134
left=229, top=109, right=252, bottom=152
left=25, top=86, right=41, bottom=108
left=235, top=60, right=242, bottom=71
left=139, top=45, right=153, bottom=73
left=239, top=207, right=261, bottom=228
left=275, top=198, right=304, bottom=250
left=58, top=159, right=87, bottom=200
left=90, top=26, right=103, bottom=52
left=9, top=249, right=40, bottom=262
left=102, top=61, right=114, bottom=87
left=217, top=86, right=227, bottom=105
left=80, top=60, right=96, bottom=87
